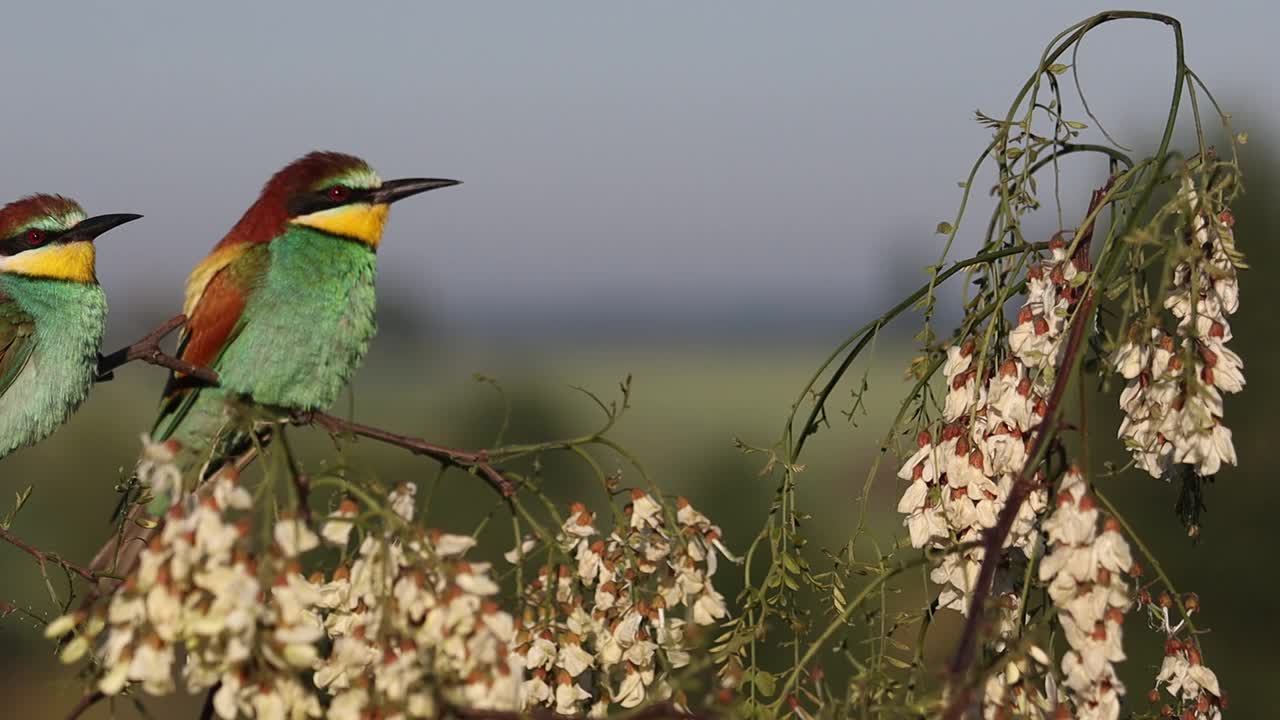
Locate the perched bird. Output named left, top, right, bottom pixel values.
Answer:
left=152, top=151, right=458, bottom=476
left=0, top=195, right=141, bottom=459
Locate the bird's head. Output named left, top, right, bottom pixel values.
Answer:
left=220, top=151, right=459, bottom=251
left=0, top=195, right=141, bottom=283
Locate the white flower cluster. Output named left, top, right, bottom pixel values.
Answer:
left=511, top=491, right=734, bottom=716
left=313, top=482, right=521, bottom=718
left=1113, top=188, right=1243, bottom=479
left=49, top=472, right=328, bottom=717
left=897, top=238, right=1084, bottom=612
left=1038, top=468, right=1136, bottom=720
left=49, top=477, right=521, bottom=719
left=980, top=647, right=1052, bottom=720
left=1154, top=637, right=1226, bottom=720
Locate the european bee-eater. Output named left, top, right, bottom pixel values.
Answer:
left=152, top=151, right=458, bottom=475
left=0, top=195, right=140, bottom=459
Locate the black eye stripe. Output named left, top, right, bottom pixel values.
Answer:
left=286, top=186, right=373, bottom=218
left=0, top=228, right=61, bottom=256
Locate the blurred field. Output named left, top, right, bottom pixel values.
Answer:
left=2, top=320, right=1278, bottom=716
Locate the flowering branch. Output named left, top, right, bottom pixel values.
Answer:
left=942, top=180, right=1110, bottom=715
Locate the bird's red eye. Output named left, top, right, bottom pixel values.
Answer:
left=327, top=186, right=350, bottom=202
left=25, top=230, right=43, bottom=246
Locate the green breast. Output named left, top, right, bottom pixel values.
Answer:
left=216, top=228, right=378, bottom=410
left=0, top=278, right=106, bottom=458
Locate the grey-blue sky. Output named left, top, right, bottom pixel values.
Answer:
left=0, top=2, right=1265, bottom=342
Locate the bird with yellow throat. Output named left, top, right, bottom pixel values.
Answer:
left=0, top=195, right=140, bottom=459
left=151, top=151, right=458, bottom=477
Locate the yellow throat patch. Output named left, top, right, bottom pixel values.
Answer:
left=291, top=203, right=390, bottom=248
left=0, top=241, right=97, bottom=283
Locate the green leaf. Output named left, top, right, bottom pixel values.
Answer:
left=1047, top=63, right=1070, bottom=75
left=884, top=655, right=914, bottom=669
left=753, top=670, right=777, bottom=697
left=1, top=484, right=32, bottom=530
left=1066, top=120, right=1088, bottom=130
left=782, top=554, right=802, bottom=575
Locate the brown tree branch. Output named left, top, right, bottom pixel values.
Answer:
left=96, top=313, right=218, bottom=384
left=942, top=183, right=1111, bottom=718
left=0, top=526, right=100, bottom=583
left=99, top=314, right=516, bottom=499
left=290, top=410, right=516, bottom=497
left=444, top=701, right=710, bottom=720
left=63, top=690, right=104, bottom=720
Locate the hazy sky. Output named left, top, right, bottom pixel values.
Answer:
left=0, top=2, right=1267, bottom=342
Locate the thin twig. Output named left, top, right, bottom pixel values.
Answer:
left=0, top=526, right=99, bottom=583
left=63, top=690, right=105, bottom=720
left=291, top=410, right=516, bottom=497
left=199, top=682, right=220, bottom=720
left=96, top=314, right=217, bottom=384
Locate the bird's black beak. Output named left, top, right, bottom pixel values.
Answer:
left=370, top=178, right=460, bottom=205
left=63, top=213, right=143, bottom=242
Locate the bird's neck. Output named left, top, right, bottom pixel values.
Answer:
left=0, top=275, right=107, bottom=338
left=273, top=225, right=377, bottom=279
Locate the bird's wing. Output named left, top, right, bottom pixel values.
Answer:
left=152, top=243, right=266, bottom=440
left=0, top=291, right=37, bottom=400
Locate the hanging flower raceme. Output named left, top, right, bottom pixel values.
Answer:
left=312, top=488, right=522, bottom=718
left=1113, top=182, right=1243, bottom=481
left=980, top=646, right=1053, bottom=720
left=896, top=238, right=1086, bottom=614
left=48, top=471, right=329, bottom=717
left=48, top=468, right=522, bottom=719
left=1153, top=638, right=1226, bottom=720
left=508, top=491, right=735, bottom=716
left=1038, top=468, right=1138, bottom=720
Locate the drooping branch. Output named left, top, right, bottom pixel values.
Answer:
left=941, top=182, right=1111, bottom=717
left=96, top=313, right=218, bottom=384
left=0, top=526, right=100, bottom=583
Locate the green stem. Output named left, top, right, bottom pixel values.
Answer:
left=787, top=242, right=1049, bottom=463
